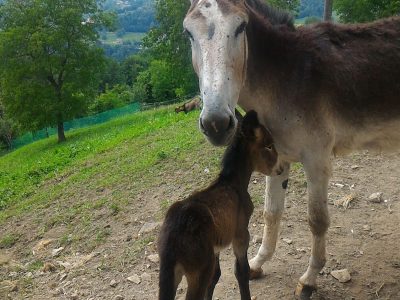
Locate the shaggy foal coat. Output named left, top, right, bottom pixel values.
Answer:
left=158, top=111, right=280, bottom=300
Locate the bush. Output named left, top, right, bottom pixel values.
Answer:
left=304, top=16, right=321, bottom=25
left=90, top=85, right=135, bottom=114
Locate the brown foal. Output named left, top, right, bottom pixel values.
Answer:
left=158, top=110, right=281, bottom=300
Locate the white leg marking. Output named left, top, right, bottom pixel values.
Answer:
left=249, top=163, right=290, bottom=272
left=299, top=158, right=331, bottom=288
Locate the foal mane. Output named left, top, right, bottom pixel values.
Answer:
left=219, top=130, right=246, bottom=180
left=245, top=0, right=294, bottom=27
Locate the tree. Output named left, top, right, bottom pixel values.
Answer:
left=141, top=0, right=198, bottom=102
left=268, top=0, right=300, bottom=15
left=334, top=0, right=400, bottom=23
left=324, top=0, right=333, bottom=21
left=0, top=99, right=18, bottom=150
left=0, top=0, right=114, bottom=142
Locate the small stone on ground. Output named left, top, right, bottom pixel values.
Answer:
left=331, top=269, right=351, bottom=283
left=368, top=192, right=383, bottom=203
left=127, top=274, right=141, bottom=284
left=147, top=254, right=159, bottom=263
left=138, top=222, right=161, bottom=235
left=109, top=279, right=118, bottom=287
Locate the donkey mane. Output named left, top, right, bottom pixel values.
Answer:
left=245, top=0, right=294, bottom=27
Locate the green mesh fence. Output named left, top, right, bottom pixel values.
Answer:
left=11, top=102, right=141, bottom=149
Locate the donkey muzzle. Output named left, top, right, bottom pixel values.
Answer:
left=199, top=111, right=236, bottom=146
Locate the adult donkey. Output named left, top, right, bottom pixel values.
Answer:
left=184, top=0, right=400, bottom=298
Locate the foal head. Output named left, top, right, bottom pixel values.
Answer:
left=240, top=110, right=280, bottom=175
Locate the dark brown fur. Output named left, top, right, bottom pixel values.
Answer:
left=158, top=111, right=278, bottom=300
left=244, top=0, right=400, bottom=126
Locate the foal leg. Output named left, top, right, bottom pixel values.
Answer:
left=249, top=163, right=290, bottom=278
left=206, top=254, right=221, bottom=300
left=186, top=258, right=215, bottom=300
left=295, top=158, right=331, bottom=300
left=233, top=230, right=251, bottom=300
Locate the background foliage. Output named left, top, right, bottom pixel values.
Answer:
left=0, top=0, right=113, bottom=142
left=334, top=0, right=400, bottom=23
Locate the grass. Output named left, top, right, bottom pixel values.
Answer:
left=0, top=103, right=227, bottom=262
left=0, top=105, right=223, bottom=228
left=0, top=233, right=20, bottom=249
left=0, top=107, right=190, bottom=216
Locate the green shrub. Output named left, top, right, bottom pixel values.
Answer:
left=304, top=16, right=321, bottom=25
left=90, top=85, right=134, bottom=114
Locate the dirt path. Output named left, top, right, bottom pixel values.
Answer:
left=1, top=151, right=399, bottom=300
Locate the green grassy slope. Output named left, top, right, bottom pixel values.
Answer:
left=0, top=105, right=222, bottom=224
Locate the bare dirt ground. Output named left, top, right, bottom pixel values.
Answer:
left=1, top=151, right=399, bottom=300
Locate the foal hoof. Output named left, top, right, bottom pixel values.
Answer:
left=249, top=268, right=263, bottom=280
left=294, top=282, right=316, bottom=300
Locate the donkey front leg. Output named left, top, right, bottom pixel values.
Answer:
left=295, top=159, right=331, bottom=300
left=249, top=163, right=290, bottom=279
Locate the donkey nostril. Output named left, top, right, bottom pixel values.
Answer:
left=200, top=118, right=209, bottom=135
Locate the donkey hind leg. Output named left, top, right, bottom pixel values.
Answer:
left=249, top=163, right=290, bottom=279
left=233, top=230, right=251, bottom=300
left=295, top=159, right=331, bottom=300
left=206, top=254, right=221, bottom=300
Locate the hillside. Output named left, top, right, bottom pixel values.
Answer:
left=103, top=0, right=155, bottom=33
left=1, top=105, right=399, bottom=299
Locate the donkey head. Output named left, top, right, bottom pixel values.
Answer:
left=241, top=110, right=281, bottom=176
left=184, top=0, right=249, bottom=145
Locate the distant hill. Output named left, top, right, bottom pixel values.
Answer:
left=102, top=0, right=155, bottom=33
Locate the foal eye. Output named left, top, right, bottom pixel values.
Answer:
left=184, top=29, right=194, bottom=41
left=265, top=145, right=273, bottom=151
left=235, top=21, right=247, bottom=37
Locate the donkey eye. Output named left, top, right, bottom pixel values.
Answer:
left=235, top=22, right=247, bottom=37
left=265, top=145, right=273, bottom=150
left=184, top=29, right=194, bottom=41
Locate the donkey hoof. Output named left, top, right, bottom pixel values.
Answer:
left=249, top=268, right=263, bottom=280
left=294, top=282, right=316, bottom=300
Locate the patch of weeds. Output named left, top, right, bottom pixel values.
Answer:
left=27, top=260, right=44, bottom=272
left=44, top=214, right=65, bottom=231
left=291, top=162, right=303, bottom=172
left=252, top=195, right=264, bottom=206
left=92, top=198, right=107, bottom=209
left=19, top=276, right=34, bottom=292
left=59, top=233, right=73, bottom=247
left=157, top=150, right=168, bottom=160
left=95, top=228, right=111, bottom=243
left=109, top=202, right=120, bottom=216
left=0, top=233, right=20, bottom=249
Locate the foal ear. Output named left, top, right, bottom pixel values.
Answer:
left=242, top=110, right=259, bottom=137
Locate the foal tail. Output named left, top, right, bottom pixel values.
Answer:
left=158, top=251, right=177, bottom=300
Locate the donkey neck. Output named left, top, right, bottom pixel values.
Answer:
left=218, top=139, right=253, bottom=193
left=245, top=11, right=301, bottom=91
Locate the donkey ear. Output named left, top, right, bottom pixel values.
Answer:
left=241, top=110, right=259, bottom=137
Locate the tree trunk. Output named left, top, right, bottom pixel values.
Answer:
left=6, top=133, right=12, bottom=150
left=324, top=0, right=333, bottom=21
left=57, top=121, right=66, bottom=143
